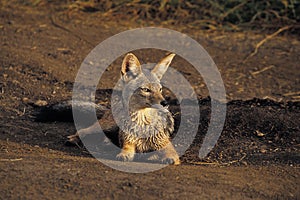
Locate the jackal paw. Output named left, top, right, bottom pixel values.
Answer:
left=116, top=152, right=135, bottom=162
left=162, top=156, right=180, bottom=165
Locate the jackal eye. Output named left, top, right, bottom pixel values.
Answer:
left=159, top=88, right=162, bottom=93
left=141, top=87, right=151, bottom=93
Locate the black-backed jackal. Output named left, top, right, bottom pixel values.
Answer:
left=68, top=53, right=180, bottom=165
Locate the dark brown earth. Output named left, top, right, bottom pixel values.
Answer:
left=0, top=1, right=299, bottom=199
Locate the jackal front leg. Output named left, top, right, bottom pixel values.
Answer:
left=160, top=142, right=180, bottom=165
left=116, top=142, right=135, bottom=162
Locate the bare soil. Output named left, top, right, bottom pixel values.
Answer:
left=0, top=2, right=299, bottom=199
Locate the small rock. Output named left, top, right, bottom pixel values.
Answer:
left=34, top=100, right=48, bottom=106
left=22, top=97, right=29, bottom=102
left=260, top=145, right=267, bottom=153
left=241, top=161, right=248, bottom=166
left=260, top=149, right=267, bottom=153
left=255, top=130, right=265, bottom=137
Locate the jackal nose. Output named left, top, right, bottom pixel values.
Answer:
left=160, top=100, right=168, bottom=107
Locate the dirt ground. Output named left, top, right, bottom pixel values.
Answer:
left=0, top=1, right=299, bottom=199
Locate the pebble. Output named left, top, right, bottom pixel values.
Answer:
left=22, top=97, right=29, bottom=102
left=255, top=130, right=265, bottom=137
left=34, top=100, right=48, bottom=106
left=241, top=161, right=248, bottom=166
left=260, top=145, right=267, bottom=153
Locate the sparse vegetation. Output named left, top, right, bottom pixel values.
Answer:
left=19, top=0, right=300, bottom=32
left=2, top=0, right=300, bottom=33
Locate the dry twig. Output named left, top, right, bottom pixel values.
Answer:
left=49, top=14, right=94, bottom=47
left=187, top=154, right=247, bottom=166
left=0, top=158, right=23, bottom=162
left=251, top=65, right=275, bottom=76
left=3, top=123, right=34, bottom=132
left=243, top=26, right=291, bottom=63
left=283, top=91, right=300, bottom=96
left=221, top=0, right=250, bottom=21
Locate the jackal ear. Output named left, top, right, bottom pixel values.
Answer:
left=152, top=53, right=175, bottom=80
left=121, top=53, right=142, bottom=82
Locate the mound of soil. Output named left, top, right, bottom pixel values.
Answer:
left=33, top=93, right=299, bottom=167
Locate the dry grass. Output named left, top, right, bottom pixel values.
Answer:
left=3, top=0, right=300, bottom=32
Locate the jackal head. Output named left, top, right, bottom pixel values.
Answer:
left=120, top=53, right=175, bottom=112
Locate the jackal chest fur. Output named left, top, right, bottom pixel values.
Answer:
left=119, top=107, right=174, bottom=153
